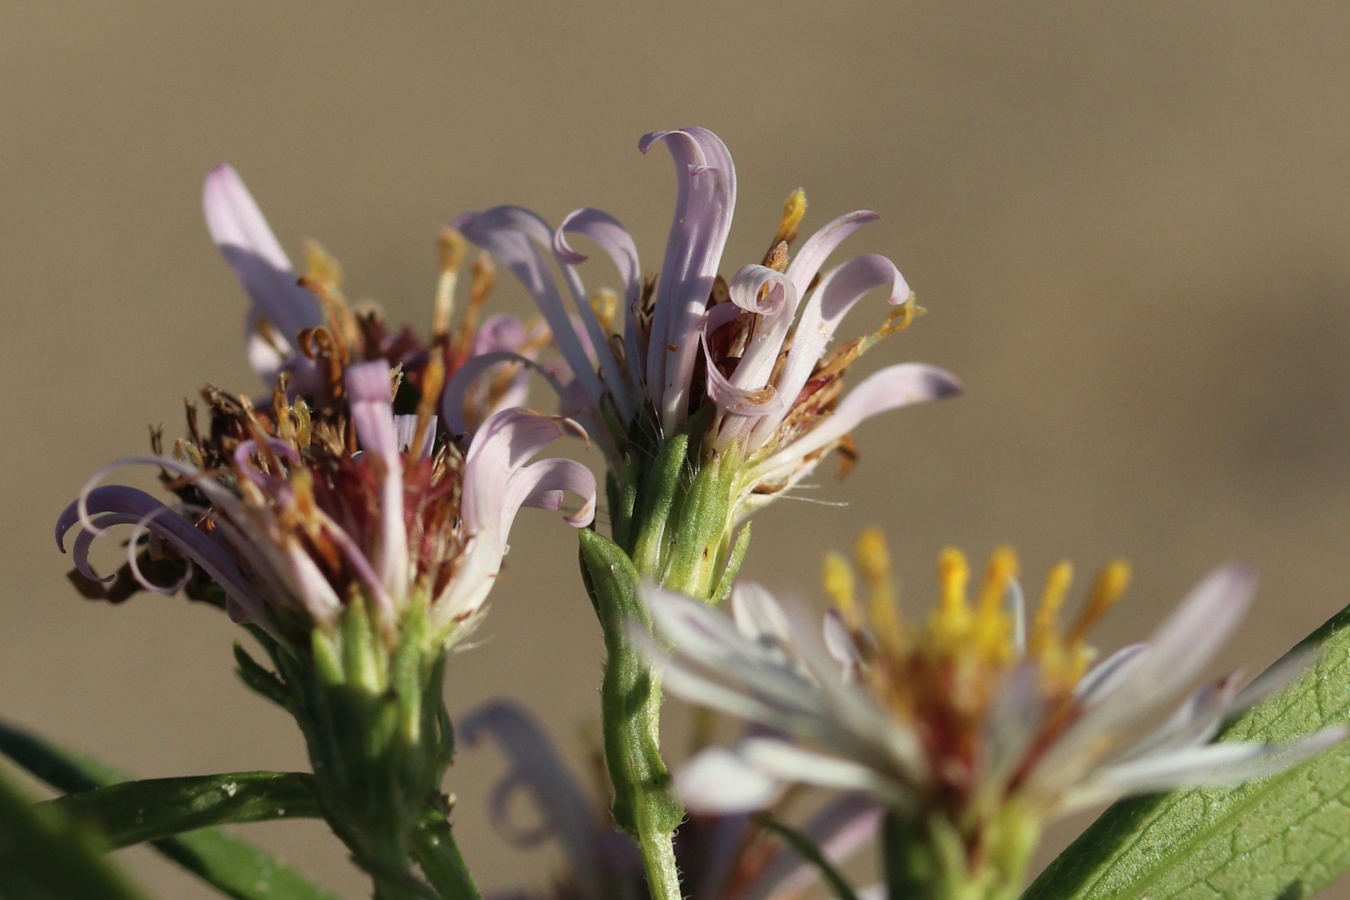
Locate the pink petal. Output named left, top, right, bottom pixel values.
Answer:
left=639, top=127, right=737, bottom=435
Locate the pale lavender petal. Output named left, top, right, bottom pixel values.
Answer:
left=640, top=127, right=737, bottom=434
left=730, top=581, right=794, bottom=648
left=459, top=701, right=608, bottom=897
left=1061, top=726, right=1348, bottom=812
left=726, top=264, right=793, bottom=317
left=440, top=351, right=574, bottom=437
left=393, top=414, right=436, bottom=460
left=631, top=625, right=817, bottom=728
left=700, top=327, right=788, bottom=417
left=504, top=458, right=598, bottom=529
left=749, top=363, right=964, bottom=487
left=1074, top=643, right=1150, bottom=704
left=784, top=210, right=881, bottom=300
left=202, top=165, right=325, bottom=378
left=1006, top=579, right=1027, bottom=655
left=1078, top=565, right=1256, bottom=736
left=750, top=254, right=911, bottom=447
left=737, top=738, right=911, bottom=809
left=554, top=207, right=646, bottom=389
left=1121, top=673, right=1244, bottom=761
left=57, top=487, right=264, bottom=622
left=676, top=746, right=782, bottom=814
left=453, top=206, right=609, bottom=415
left=346, top=361, right=408, bottom=608
left=440, top=409, right=595, bottom=632
left=822, top=610, right=862, bottom=680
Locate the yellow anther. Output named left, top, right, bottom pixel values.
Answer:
left=304, top=240, right=343, bottom=291
left=1029, top=560, right=1073, bottom=658
left=855, top=527, right=892, bottom=586
left=973, top=547, right=1019, bottom=663
left=410, top=356, right=445, bottom=462
left=772, top=189, right=807, bottom=248
left=764, top=241, right=789, bottom=273
left=591, top=289, right=619, bottom=333
left=293, top=398, right=313, bottom=449
left=976, top=547, right=1019, bottom=617
left=933, top=546, right=973, bottom=642
left=1065, top=560, right=1131, bottom=646
left=823, top=552, right=860, bottom=629
left=433, top=227, right=466, bottom=342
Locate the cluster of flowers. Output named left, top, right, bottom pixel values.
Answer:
left=55, top=128, right=1344, bottom=899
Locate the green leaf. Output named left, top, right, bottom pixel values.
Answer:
left=1024, top=603, right=1350, bottom=900
left=0, top=766, right=146, bottom=900
left=46, top=771, right=323, bottom=849
left=756, top=813, right=861, bottom=900
left=233, top=640, right=290, bottom=708
left=0, top=720, right=338, bottom=900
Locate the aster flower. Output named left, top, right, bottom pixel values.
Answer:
left=204, top=163, right=546, bottom=431
left=460, top=699, right=881, bottom=900
left=638, top=529, right=1347, bottom=898
left=451, top=127, right=962, bottom=596
left=55, top=359, right=594, bottom=892
left=56, top=359, right=595, bottom=649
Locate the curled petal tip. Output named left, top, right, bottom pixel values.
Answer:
left=927, top=369, right=965, bottom=400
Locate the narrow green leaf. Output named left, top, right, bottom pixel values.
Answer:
left=1024, top=603, right=1350, bottom=900
left=0, top=720, right=338, bottom=900
left=46, top=771, right=323, bottom=848
left=756, top=813, right=861, bottom=900
left=0, top=767, right=146, bottom=900
left=234, top=640, right=291, bottom=708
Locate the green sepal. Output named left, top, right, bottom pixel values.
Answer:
left=630, top=431, right=689, bottom=577
left=0, top=720, right=337, bottom=900
left=663, top=444, right=739, bottom=597
left=712, top=523, right=751, bottom=604
left=44, top=771, right=322, bottom=849
left=233, top=641, right=290, bottom=708
left=1024, top=601, right=1350, bottom=900
left=578, top=528, right=682, bottom=837
left=0, top=766, right=146, bottom=900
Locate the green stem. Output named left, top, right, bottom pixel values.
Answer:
left=636, top=813, right=682, bottom=900
left=579, top=529, right=683, bottom=900
left=412, top=808, right=480, bottom=900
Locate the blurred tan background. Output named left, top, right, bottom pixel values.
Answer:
left=6, top=2, right=1350, bottom=896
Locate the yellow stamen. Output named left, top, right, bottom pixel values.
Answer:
left=973, top=547, right=1019, bottom=662
left=1065, top=560, right=1131, bottom=647
left=1030, top=561, right=1073, bottom=651
left=453, top=254, right=496, bottom=361
left=433, top=227, right=466, bottom=342
left=933, top=546, right=972, bottom=643
left=770, top=189, right=807, bottom=250
left=822, top=552, right=859, bottom=629
left=764, top=241, right=789, bottom=273
left=410, top=356, right=445, bottom=462
left=591, top=289, right=618, bottom=333
left=855, top=528, right=908, bottom=656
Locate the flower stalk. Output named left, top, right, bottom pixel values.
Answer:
left=251, top=591, right=476, bottom=899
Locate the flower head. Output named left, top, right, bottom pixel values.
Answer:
left=460, top=699, right=881, bottom=900
left=638, top=530, right=1345, bottom=886
left=204, top=163, right=546, bottom=432
left=451, top=128, right=962, bottom=526
left=56, top=359, right=595, bottom=651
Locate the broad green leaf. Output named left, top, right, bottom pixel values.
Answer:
left=46, top=771, right=323, bottom=848
left=0, top=765, right=145, bottom=900
left=0, top=720, right=338, bottom=900
left=1024, top=603, right=1350, bottom=900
